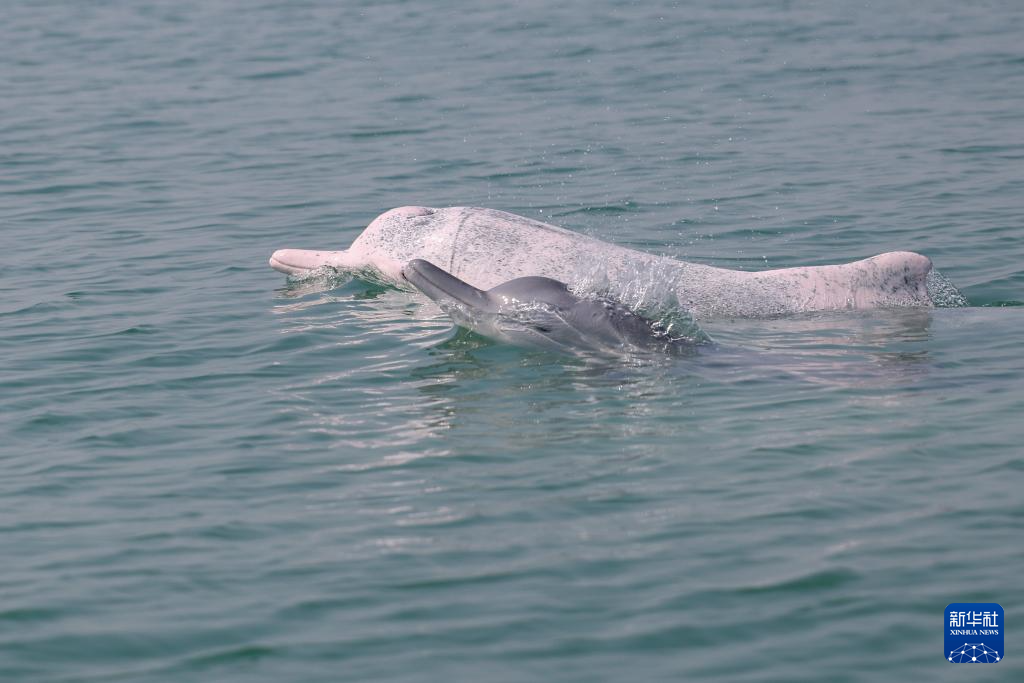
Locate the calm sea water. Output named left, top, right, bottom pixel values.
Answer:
left=3, top=1, right=1023, bottom=681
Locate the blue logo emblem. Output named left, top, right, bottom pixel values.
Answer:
left=945, top=603, right=1003, bottom=663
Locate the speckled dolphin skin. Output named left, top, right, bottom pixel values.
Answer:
left=269, top=206, right=934, bottom=318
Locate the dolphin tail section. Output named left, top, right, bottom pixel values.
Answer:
left=751, top=250, right=936, bottom=313
left=853, top=251, right=933, bottom=307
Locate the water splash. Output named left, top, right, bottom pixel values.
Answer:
left=926, top=269, right=969, bottom=308
left=569, top=260, right=711, bottom=344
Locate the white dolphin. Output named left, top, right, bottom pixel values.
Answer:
left=269, top=206, right=935, bottom=319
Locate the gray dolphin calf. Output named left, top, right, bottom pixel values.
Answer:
left=401, top=258, right=702, bottom=354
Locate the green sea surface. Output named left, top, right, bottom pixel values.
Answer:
left=2, top=1, right=1022, bottom=681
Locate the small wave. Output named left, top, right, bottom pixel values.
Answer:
left=280, top=266, right=404, bottom=300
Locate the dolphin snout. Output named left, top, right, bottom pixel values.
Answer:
left=269, top=249, right=314, bottom=275
left=401, top=259, right=445, bottom=292
left=268, top=249, right=355, bottom=275
left=402, top=259, right=492, bottom=311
